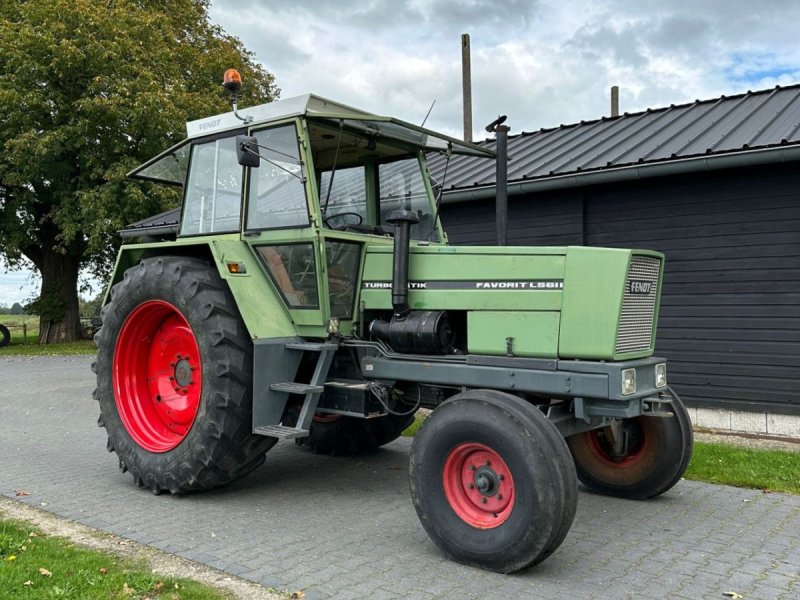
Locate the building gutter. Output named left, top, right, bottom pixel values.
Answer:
left=442, top=144, right=800, bottom=203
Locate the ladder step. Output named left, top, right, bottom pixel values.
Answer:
left=254, top=425, right=309, bottom=440
left=285, top=342, right=339, bottom=352
left=270, top=382, right=324, bottom=394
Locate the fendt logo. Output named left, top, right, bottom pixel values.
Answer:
left=629, top=280, right=653, bottom=295
left=198, top=118, right=222, bottom=131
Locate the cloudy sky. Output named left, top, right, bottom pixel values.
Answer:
left=3, top=0, right=800, bottom=306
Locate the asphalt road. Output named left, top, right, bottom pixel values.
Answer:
left=1, top=355, right=798, bottom=599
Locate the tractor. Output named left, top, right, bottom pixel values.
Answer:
left=94, top=70, right=692, bottom=574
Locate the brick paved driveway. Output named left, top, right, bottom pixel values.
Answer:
left=1, top=356, right=798, bottom=599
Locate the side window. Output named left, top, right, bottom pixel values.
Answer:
left=320, top=167, right=367, bottom=229
left=181, top=137, right=242, bottom=235
left=246, top=125, right=309, bottom=230
left=379, top=158, right=438, bottom=241
left=325, top=241, right=361, bottom=319
left=256, top=244, right=318, bottom=308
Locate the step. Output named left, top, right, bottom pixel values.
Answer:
left=285, top=342, right=339, bottom=352
left=270, top=382, right=324, bottom=395
left=254, top=425, right=310, bottom=439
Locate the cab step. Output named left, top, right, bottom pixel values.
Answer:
left=269, top=382, right=324, bottom=394
left=254, top=425, right=309, bottom=440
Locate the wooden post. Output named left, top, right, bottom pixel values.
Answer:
left=23, top=323, right=27, bottom=344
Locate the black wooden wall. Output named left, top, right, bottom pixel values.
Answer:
left=441, top=163, right=800, bottom=415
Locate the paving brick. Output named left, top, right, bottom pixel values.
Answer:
left=1, top=355, right=799, bottom=600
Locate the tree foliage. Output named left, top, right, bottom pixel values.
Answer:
left=0, top=0, right=278, bottom=340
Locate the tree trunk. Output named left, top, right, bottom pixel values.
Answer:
left=38, top=253, right=82, bottom=343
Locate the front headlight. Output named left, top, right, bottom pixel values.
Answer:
left=622, top=368, right=636, bottom=395
left=655, top=363, right=667, bottom=387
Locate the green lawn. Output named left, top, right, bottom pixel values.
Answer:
left=0, top=314, right=95, bottom=356
left=685, top=441, right=800, bottom=495
left=0, top=518, right=231, bottom=599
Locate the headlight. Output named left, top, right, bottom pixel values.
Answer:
left=655, top=363, right=667, bottom=387
left=622, top=368, right=636, bottom=395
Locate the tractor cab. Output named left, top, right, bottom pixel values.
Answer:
left=129, top=94, right=493, bottom=334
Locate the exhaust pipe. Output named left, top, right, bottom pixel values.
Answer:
left=386, top=209, right=419, bottom=318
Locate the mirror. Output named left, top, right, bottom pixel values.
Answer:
left=236, top=135, right=260, bottom=167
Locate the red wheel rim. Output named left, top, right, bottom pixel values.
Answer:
left=442, top=442, right=515, bottom=528
left=113, top=300, right=202, bottom=453
left=587, top=420, right=648, bottom=467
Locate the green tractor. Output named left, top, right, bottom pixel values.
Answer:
left=94, top=71, right=692, bottom=574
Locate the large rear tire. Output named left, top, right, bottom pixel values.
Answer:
left=94, top=256, right=276, bottom=494
left=409, top=389, right=577, bottom=573
left=0, top=324, right=9, bottom=348
left=566, top=389, right=693, bottom=500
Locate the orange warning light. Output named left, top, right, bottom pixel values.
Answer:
left=223, top=69, right=242, bottom=93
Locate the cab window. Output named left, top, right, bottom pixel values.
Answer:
left=181, top=136, right=242, bottom=235
left=320, top=166, right=367, bottom=230
left=246, top=124, right=309, bottom=230
left=380, top=158, right=438, bottom=241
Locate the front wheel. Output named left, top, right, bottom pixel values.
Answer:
left=94, top=256, right=276, bottom=494
left=566, top=389, right=693, bottom=500
left=409, top=389, right=577, bottom=573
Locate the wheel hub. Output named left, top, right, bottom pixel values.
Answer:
left=474, top=466, right=500, bottom=496
left=173, top=357, right=193, bottom=388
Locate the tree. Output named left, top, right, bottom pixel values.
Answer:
left=0, top=0, right=278, bottom=342
left=9, top=302, right=25, bottom=315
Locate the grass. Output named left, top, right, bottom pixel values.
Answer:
left=684, top=441, right=800, bottom=495
left=0, top=314, right=95, bottom=356
left=0, top=518, right=231, bottom=600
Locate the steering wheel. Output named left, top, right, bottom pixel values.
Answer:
left=324, top=211, right=363, bottom=230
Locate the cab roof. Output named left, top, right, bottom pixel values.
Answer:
left=185, top=93, right=494, bottom=158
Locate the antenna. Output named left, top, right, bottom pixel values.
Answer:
left=421, top=100, right=436, bottom=128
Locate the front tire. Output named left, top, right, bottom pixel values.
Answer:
left=566, top=389, right=693, bottom=500
left=94, top=256, right=275, bottom=494
left=409, top=389, right=577, bottom=573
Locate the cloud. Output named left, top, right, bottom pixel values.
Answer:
left=208, top=0, right=800, bottom=142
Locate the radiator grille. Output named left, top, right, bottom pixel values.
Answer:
left=615, top=255, right=661, bottom=354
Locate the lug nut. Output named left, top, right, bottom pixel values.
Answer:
left=498, top=474, right=504, bottom=481
left=182, top=388, right=188, bottom=394
left=498, top=494, right=503, bottom=500
left=485, top=460, right=491, bottom=466
left=467, top=483, right=474, bottom=489
left=480, top=498, right=487, bottom=504
left=155, top=395, right=161, bottom=402
left=468, top=465, right=476, bottom=471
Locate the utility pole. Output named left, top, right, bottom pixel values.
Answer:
left=461, top=33, right=472, bottom=142
left=611, top=85, right=620, bottom=117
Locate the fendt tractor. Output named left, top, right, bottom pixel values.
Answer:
left=94, top=70, right=692, bottom=573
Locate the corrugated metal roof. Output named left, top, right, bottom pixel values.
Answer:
left=432, top=83, right=800, bottom=193
left=123, top=83, right=800, bottom=235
